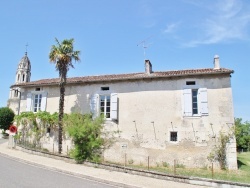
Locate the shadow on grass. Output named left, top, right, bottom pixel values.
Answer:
left=237, top=159, right=246, bottom=169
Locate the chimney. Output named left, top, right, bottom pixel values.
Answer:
left=145, top=60, right=152, bottom=74
left=213, top=55, right=220, bottom=69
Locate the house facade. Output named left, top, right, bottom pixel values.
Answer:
left=8, top=54, right=237, bottom=169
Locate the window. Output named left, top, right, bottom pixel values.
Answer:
left=33, top=94, right=42, bottom=112
left=100, top=95, right=110, bottom=118
left=186, top=81, right=196, bottom=85
left=26, top=92, right=47, bottom=112
left=101, top=87, right=109, bottom=91
left=192, top=89, right=198, bottom=115
left=14, top=90, right=19, bottom=97
left=35, top=87, right=41, bottom=91
left=170, top=132, right=178, bottom=142
left=183, top=88, right=208, bottom=116
left=90, top=93, right=118, bottom=120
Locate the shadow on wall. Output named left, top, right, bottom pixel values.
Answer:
left=70, top=94, right=83, bottom=113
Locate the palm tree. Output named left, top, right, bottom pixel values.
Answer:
left=49, top=38, right=80, bottom=154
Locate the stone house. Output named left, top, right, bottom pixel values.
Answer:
left=8, top=53, right=237, bottom=169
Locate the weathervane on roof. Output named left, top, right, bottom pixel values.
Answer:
left=137, top=35, right=153, bottom=60
left=25, top=43, right=28, bottom=55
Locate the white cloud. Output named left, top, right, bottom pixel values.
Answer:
left=163, top=22, right=180, bottom=33
left=184, top=0, right=250, bottom=47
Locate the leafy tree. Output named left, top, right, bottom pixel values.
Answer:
left=64, top=113, right=104, bottom=163
left=49, top=38, right=80, bottom=154
left=235, top=118, right=250, bottom=151
left=0, top=107, right=15, bottom=131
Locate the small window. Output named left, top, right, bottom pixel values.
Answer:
left=186, top=81, right=196, bottom=85
left=14, top=90, right=19, bottom=97
left=35, top=88, right=41, bottom=91
left=101, top=87, right=109, bottom=91
left=170, top=132, right=178, bottom=142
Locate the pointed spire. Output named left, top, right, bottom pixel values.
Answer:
left=15, top=52, right=31, bottom=84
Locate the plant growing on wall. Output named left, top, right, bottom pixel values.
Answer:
left=0, top=107, right=15, bottom=131
left=208, top=129, right=234, bottom=170
left=15, top=111, right=59, bottom=147
left=64, top=113, right=104, bottom=163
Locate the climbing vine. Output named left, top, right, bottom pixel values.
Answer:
left=208, top=129, right=235, bottom=170
left=15, top=111, right=58, bottom=147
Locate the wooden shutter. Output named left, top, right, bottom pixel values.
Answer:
left=41, top=92, right=47, bottom=111
left=199, top=88, right=208, bottom=115
left=110, top=93, right=118, bottom=120
left=183, top=89, right=192, bottom=116
left=26, top=93, right=32, bottom=112
left=90, top=94, right=99, bottom=118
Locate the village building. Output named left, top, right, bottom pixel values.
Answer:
left=8, top=53, right=237, bottom=169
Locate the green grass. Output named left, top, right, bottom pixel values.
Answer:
left=106, top=153, right=250, bottom=184
left=238, top=152, right=250, bottom=172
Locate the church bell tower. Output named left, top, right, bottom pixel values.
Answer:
left=15, top=52, right=31, bottom=84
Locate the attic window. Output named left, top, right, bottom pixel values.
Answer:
left=186, top=81, right=196, bottom=85
left=35, top=88, right=41, bottom=91
left=101, top=87, right=109, bottom=91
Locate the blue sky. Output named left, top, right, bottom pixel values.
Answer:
left=1, top=0, right=250, bottom=121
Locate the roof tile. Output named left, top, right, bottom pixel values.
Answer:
left=11, top=68, right=233, bottom=87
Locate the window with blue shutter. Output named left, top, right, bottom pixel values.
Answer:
left=90, top=94, right=99, bottom=118
left=198, top=88, right=208, bottom=115
left=26, top=92, right=47, bottom=112
left=183, top=88, right=208, bottom=116
left=111, top=93, right=118, bottom=120
left=183, top=89, right=192, bottom=116
left=26, top=93, right=32, bottom=112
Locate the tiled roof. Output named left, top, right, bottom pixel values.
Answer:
left=11, top=68, right=233, bottom=87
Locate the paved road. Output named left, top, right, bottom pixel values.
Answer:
left=0, top=139, right=210, bottom=188
left=0, top=154, right=117, bottom=188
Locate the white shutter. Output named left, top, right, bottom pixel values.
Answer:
left=110, top=93, right=118, bottom=120
left=183, top=89, right=192, bottom=116
left=90, top=94, right=99, bottom=118
left=26, top=93, right=32, bottom=112
left=41, top=92, right=47, bottom=111
left=199, top=88, right=208, bottom=115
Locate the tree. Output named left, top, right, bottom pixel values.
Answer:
left=235, top=118, right=250, bottom=152
left=49, top=38, right=80, bottom=154
left=0, top=107, right=15, bottom=131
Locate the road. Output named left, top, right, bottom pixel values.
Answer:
left=0, top=154, right=118, bottom=188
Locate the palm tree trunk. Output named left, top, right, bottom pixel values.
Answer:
left=58, top=85, right=65, bottom=154
left=58, top=66, right=66, bottom=154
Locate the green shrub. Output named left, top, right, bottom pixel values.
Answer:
left=176, top=163, right=185, bottom=168
left=64, top=113, right=104, bottom=163
left=0, top=107, right=15, bottom=131
left=162, top=161, right=169, bottom=168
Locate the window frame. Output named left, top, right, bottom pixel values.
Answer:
left=170, top=131, right=178, bottom=142
left=183, top=84, right=208, bottom=117
left=100, top=95, right=111, bottom=119
left=26, top=91, right=47, bottom=112
left=192, top=89, right=198, bottom=115
left=33, top=93, right=42, bottom=112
